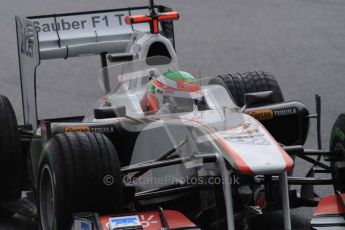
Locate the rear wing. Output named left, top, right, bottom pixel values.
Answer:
left=15, top=5, right=175, bottom=129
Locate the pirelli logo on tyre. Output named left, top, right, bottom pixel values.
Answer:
left=249, top=110, right=274, bottom=121
left=64, top=126, right=91, bottom=132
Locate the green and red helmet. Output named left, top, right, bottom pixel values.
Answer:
left=146, top=70, right=201, bottom=113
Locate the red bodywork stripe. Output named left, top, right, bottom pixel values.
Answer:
left=158, top=12, right=180, bottom=21
left=100, top=210, right=196, bottom=229
left=314, top=194, right=345, bottom=216
left=124, top=15, right=131, bottom=25
left=256, top=122, right=294, bottom=171
left=214, top=133, right=254, bottom=175
left=187, top=119, right=254, bottom=175
left=126, top=12, right=179, bottom=25
left=125, top=15, right=153, bottom=25
left=189, top=117, right=294, bottom=175
left=164, top=210, right=196, bottom=228
left=153, top=19, right=159, bottom=33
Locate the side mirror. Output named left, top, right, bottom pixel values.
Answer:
left=107, top=53, right=134, bottom=63
left=244, top=91, right=274, bottom=107
left=94, top=106, right=126, bottom=119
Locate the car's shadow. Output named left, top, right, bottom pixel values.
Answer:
left=250, top=208, right=312, bottom=230
left=0, top=215, right=36, bottom=230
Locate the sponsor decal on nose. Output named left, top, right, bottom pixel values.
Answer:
left=249, top=110, right=273, bottom=121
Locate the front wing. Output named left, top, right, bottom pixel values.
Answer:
left=71, top=210, right=200, bottom=230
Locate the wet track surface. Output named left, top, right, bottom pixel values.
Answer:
left=1, top=0, right=345, bottom=229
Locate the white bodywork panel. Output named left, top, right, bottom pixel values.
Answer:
left=211, top=114, right=293, bottom=175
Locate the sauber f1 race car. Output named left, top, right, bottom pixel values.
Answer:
left=1, top=1, right=345, bottom=229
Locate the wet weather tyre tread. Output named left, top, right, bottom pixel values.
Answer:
left=330, top=113, right=345, bottom=192
left=209, top=71, right=284, bottom=107
left=38, top=132, right=123, bottom=230
left=0, top=95, right=22, bottom=217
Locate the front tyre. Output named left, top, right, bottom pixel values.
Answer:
left=38, top=132, right=123, bottom=230
left=330, top=113, right=345, bottom=192
left=208, top=71, right=284, bottom=107
left=0, top=95, right=23, bottom=217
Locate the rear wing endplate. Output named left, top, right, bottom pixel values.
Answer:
left=15, top=6, right=175, bottom=129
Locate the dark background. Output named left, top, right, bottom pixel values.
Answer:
left=1, top=0, right=345, bottom=229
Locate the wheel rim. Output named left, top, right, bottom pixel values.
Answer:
left=39, top=165, right=55, bottom=230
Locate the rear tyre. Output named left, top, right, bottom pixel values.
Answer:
left=0, top=207, right=14, bottom=218
left=208, top=71, right=284, bottom=107
left=330, top=114, right=345, bottom=192
left=38, top=132, right=123, bottom=230
left=0, top=95, right=22, bottom=217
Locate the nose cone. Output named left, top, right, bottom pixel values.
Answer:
left=213, top=114, right=294, bottom=175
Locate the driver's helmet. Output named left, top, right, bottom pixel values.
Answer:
left=143, top=70, right=201, bottom=113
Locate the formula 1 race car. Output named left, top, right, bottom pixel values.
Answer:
left=1, top=1, right=345, bottom=229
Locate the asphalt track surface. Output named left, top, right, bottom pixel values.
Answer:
left=0, top=0, right=345, bottom=229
